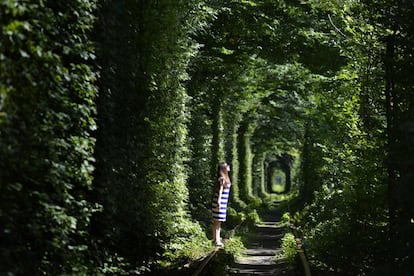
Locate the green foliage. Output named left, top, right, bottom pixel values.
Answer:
left=93, top=0, right=211, bottom=272
left=245, top=209, right=261, bottom=227
left=223, top=236, right=246, bottom=259
left=294, top=65, right=390, bottom=273
left=161, top=221, right=211, bottom=266
left=289, top=0, right=413, bottom=272
left=0, top=0, right=98, bottom=274
left=280, top=233, right=297, bottom=265
left=226, top=207, right=246, bottom=228
left=281, top=212, right=291, bottom=225
left=247, top=197, right=263, bottom=209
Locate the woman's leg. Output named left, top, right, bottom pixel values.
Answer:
left=213, top=220, right=221, bottom=242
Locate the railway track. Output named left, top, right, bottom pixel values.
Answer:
left=192, top=203, right=312, bottom=275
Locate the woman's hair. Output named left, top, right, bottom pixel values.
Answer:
left=216, top=162, right=230, bottom=189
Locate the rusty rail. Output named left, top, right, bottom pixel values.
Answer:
left=191, top=246, right=221, bottom=276
left=290, top=224, right=312, bottom=276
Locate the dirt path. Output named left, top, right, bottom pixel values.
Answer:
left=228, top=206, right=293, bottom=275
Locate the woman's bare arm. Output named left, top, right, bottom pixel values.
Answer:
left=217, top=178, right=224, bottom=207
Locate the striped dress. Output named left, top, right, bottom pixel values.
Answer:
left=212, top=177, right=231, bottom=222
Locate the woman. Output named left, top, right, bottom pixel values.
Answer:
left=212, top=162, right=231, bottom=247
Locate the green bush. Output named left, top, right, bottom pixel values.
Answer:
left=245, top=209, right=261, bottom=227
left=281, top=233, right=297, bottom=265
left=226, top=207, right=246, bottom=228
left=161, top=220, right=211, bottom=266
left=223, top=236, right=247, bottom=259
left=281, top=212, right=291, bottom=225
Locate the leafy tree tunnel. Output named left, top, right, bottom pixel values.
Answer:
left=0, top=0, right=413, bottom=275
left=265, top=153, right=294, bottom=194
